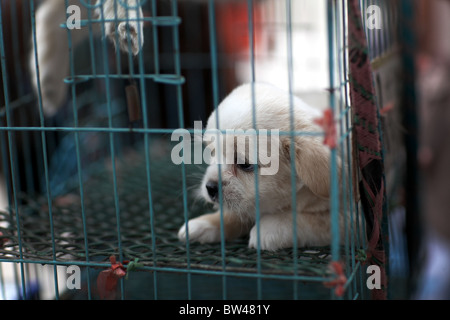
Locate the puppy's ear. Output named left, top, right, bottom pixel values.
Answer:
left=283, top=137, right=338, bottom=199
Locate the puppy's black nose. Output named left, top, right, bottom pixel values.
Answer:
left=206, top=181, right=219, bottom=201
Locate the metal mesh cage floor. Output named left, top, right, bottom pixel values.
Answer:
left=0, top=139, right=341, bottom=279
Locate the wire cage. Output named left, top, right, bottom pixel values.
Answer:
left=0, top=0, right=400, bottom=300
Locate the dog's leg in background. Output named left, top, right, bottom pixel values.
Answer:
left=95, top=0, right=144, bottom=56
left=178, top=211, right=250, bottom=244
left=30, top=0, right=88, bottom=116
left=30, top=0, right=144, bottom=116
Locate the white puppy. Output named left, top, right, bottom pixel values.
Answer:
left=30, top=0, right=144, bottom=116
left=178, top=83, right=345, bottom=251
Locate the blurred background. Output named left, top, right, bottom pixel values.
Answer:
left=413, top=0, right=450, bottom=300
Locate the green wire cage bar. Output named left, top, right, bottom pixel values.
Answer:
left=0, top=0, right=401, bottom=300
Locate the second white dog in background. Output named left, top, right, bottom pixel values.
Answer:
left=178, top=83, right=345, bottom=251
left=30, top=0, right=144, bottom=116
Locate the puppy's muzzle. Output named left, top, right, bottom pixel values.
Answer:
left=206, top=181, right=219, bottom=202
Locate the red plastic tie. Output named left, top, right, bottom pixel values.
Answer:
left=323, top=261, right=347, bottom=297
left=315, top=109, right=337, bottom=149
left=97, top=256, right=127, bottom=300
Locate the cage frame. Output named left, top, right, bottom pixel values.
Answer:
left=0, top=0, right=395, bottom=300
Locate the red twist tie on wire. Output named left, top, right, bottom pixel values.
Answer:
left=323, top=261, right=347, bottom=297
left=314, top=109, right=337, bottom=149
left=97, top=256, right=127, bottom=300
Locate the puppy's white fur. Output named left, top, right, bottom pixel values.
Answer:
left=178, top=83, right=345, bottom=251
left=30, top=0, right=144, bottom=116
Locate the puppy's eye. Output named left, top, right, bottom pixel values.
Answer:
left=237, top=163, right=256, bottom=172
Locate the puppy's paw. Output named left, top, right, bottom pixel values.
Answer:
left=178, top=218, right=221, bottom=244
left=248, top=218, right=293, bottom=251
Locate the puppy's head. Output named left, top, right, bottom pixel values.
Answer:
left=200, top=83, right=334, bottom=220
